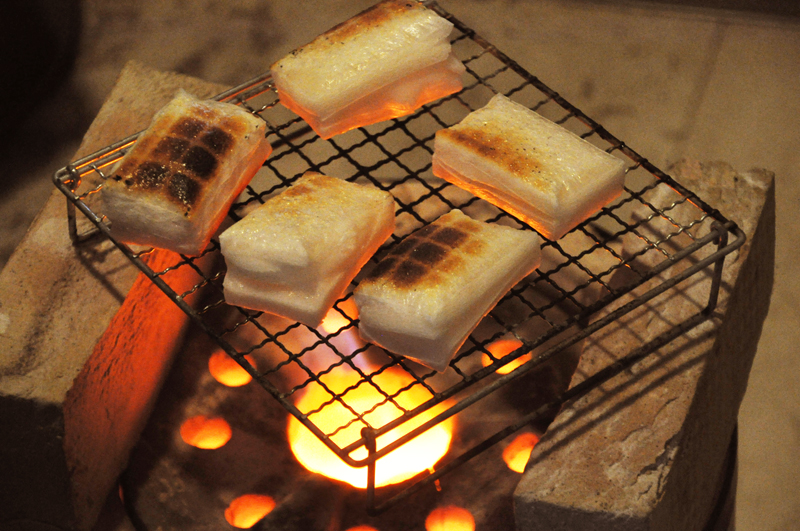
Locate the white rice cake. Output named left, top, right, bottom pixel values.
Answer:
left=270, top=0, right=464, bottom=139
left=354, top=209, right=541, bottom=372
left=102, top=90, right=272, bottom=255
left=219, top=172, right=395, bottom=327
left=433, top=94, right=626, bottom=240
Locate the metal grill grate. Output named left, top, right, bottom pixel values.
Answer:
left=53, top=1, right=744, bottom=514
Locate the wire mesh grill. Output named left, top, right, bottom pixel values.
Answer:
left=53, top=1, right=744, bottom=513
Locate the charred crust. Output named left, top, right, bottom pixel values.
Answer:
left=391, top=260, right=428, bottom=287
left=113, top=104, right=253, bottom=212
left=171, top=118, right=205, bottom=139
left=410, top=241, right=448, bottom=265
left=390, top=236, right=420, bottom=257
left=368, top=215, right=481, bottom=290
left=296, top=0, right=422, bottom=51
left=133, top=162, right=169, bottom=189
left=201, top=127, right=233, bottom=154
left=167, top=172, right=200, bottom=207
left=154, top=137, right=189, bottom=159
left=440, top=127, right=541, bottom=177
left=413, top=223, right=439, bottom=239
left=182, top=146, right=217, bottom=178
left=121, top=161, right=202, bottom=209
left=430, top=226, right=468, bottom=247
left=366, top=257, right=397, bottom=280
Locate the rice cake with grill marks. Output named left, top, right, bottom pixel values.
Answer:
left=354, top=209, right=541, bottom=372
left=270, top=0, right=465, bottom=139
left=102, top=90, right=272, bottom=255
left=433, top=94, right=626, bottom=241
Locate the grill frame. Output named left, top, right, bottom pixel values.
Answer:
left=53, top=1, right=745, bottom=515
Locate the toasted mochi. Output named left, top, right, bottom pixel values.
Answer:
left=102, top=90, right=272, bottom=255
left=354, top=209, right=541, bottom=372
left=432, top=94, right=626, bottom=240
left=270, top=0, right=465, bottom=139
left=219, top=172, right=395, bottom=327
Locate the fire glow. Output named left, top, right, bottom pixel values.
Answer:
left=425, top=506, right=475, bottom=531
left=502, top=432, right=540, bottom=473
left=180, top=415, right=232, bottom=449
left=320, top=298, right=359, bottom=335
left=209, top=350, right=255, bottom=387
left=481, top=338, right=532, bottom=375
left=287, top=366, right=455, bottom=489
left=224, top=494, right=276, bottom=528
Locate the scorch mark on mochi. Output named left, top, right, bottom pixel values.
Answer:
left=366, top=222, right=485, bottom=289
left=115, top=112, right=244, bottom=211
left=438, top=127, right=549, bottom=187
left=299, top=0, right=423, bottom=52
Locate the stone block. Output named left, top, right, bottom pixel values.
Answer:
left=0, top=61, right=225, bottom=531
left=515, top=161, right=775, bottom=530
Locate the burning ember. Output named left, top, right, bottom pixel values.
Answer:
left=481, top=338, right=532, bottom=375
left=287, top=366, right=455, bottom=488
left=179, top=415, right=232, bottom=449
left=224, top=494, right=276, bottom=528
left=208, top=350, right=255, bottom=387
left=502, top=432, right=539, bottom=473
left=344, top=527, right=378, bottom=531
left=425, top=506, right=475, bottom=531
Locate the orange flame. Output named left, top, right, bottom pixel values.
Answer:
left=224, top=494, right=276, bottom=528
left=502, top=432, right=540, bottom=473
left=481, top=339, right=532, bottom=375
left=320, top=298, right=359, bottom=335
left=425, top=506, right=475, bottom=531
left=209, top=350, right=255, bottom=387
left=180, top=415, right=232, bottom=449
left=345, top=527, right=379, bottom=531
left=287, top=366, right=454, bottom=489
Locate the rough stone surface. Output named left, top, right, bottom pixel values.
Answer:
left=514, top=160, right=775, bottom=530
left=0, top=62, right=225, bottom=531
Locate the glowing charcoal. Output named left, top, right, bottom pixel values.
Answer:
left=480, top=338, right=532, bottom=375
left=287, top=366, right=454, bottom=488
left=224, top=494, right=276, bottom=528
left=179, top=415, right=232, bottom=449
left=425, top=506, right=475, bottom=531
left=503, top=432, right=540, bottom=473
left=208, top=350, right=255, bottom=387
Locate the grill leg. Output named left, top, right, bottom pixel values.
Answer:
left=704, top=221, right=730, bottom=315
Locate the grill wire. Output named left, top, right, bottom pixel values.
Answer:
left=53, top=1, right=744, bottom=515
